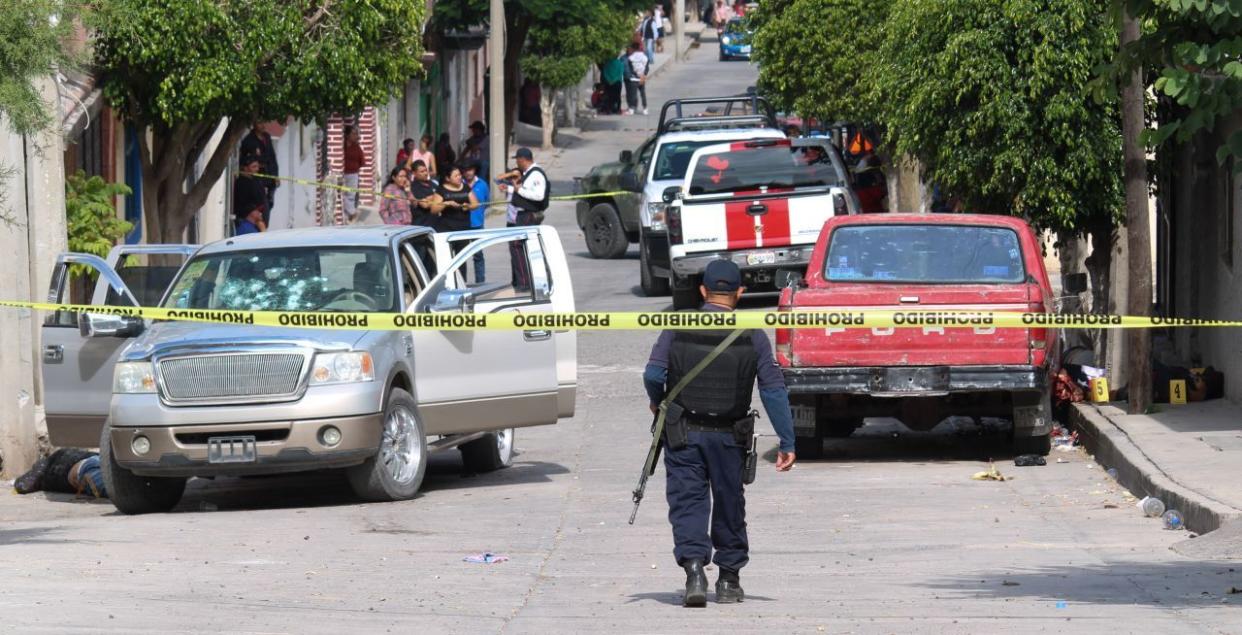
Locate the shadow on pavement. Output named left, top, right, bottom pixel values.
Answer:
left=625, top=591, right=777, bottom=605
left=772, top=417, right=1031, bottom=464
left=160, top=452, right=570, bottom=513
left=922, top=560, right=1242, bottom=609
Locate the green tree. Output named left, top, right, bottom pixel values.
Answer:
left=64, top=170, right=133, bottom=280
left=875, top=0, right=1123, bottom=236
left=1124, top=0, right=1242, bottom=167
left=91, top=0, right=427, bottom=243
left=433, top=0, right=645, bottom=147
left=751, top=0, right=889, bottom=124
left=521, top=6, right=633, bottom=149
left=0, top=0, right=79, bottom=217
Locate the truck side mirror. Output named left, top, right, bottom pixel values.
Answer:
left=662, top=186, right=682, bottom=204
left=79, top=313, right=144, bottom=338
left=619, top=171, right=641, bottom=192
left=619, top=150, right=633, bottom=164
left=430, top=288, right=475, bottom=313
left=1063, top=272, right=1088, bottom=295
left=775, top=270, right=804, bottom=289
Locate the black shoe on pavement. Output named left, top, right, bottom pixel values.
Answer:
left=682, top=561, right=708, bottom=607
left=715, top=569, right=744, bottom=604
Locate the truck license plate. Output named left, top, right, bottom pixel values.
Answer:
left=208, top=436, right=257, bottom=464
left=792, top=405, right=817, bottom=433
left=746, top=251, right=777, bottom=266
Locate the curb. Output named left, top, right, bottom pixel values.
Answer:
left=1071, top=403, right=1242, bottom=535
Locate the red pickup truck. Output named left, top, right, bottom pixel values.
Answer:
left=774, top=214, right=1057, bottom=459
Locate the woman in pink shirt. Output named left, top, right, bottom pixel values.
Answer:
left=404, top=133, right=437, bottom=178
left=378, top=167, right=416, bottom=225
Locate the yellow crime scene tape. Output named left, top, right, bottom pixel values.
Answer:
left=2, top=300, right=1239, bottom=332
left=253, top=173, right=624, bottom=210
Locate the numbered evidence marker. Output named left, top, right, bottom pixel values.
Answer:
left=1169, top=379, right=1187, bottom=405
left=1089, top=377, right=1110, bottom=403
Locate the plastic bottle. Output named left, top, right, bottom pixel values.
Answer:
left=1139, top=496, right=1165, bottom=518
left=1162, top=509, right=1185, bottom=530
left=1106, top=468, right=1119, bottom=481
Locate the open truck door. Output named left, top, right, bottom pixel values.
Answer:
left=41, top=244, right=197, bottom=447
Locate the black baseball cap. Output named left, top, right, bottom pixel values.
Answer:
left=512, top=147, right=533, bottom=160
left=703, top=259, right=742, bottom=292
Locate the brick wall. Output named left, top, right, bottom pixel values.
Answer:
left=317, top=108, right=378, bottom=225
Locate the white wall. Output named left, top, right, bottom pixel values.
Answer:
left=0, top=77, right=68, bottom=475
left=270, top=119, right=321, bottom=230
left=1169, top=113, right=1242, bottom=402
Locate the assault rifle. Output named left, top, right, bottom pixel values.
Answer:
left=630, top=328, right=746, bottom=525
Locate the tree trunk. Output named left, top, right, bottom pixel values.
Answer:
left=137, top=121, right=248, bottom=245
left=540, top=86, right=556, bottom=151
left=1081, top=220, right=1114, bottom=366
left=502, top=13, right=533, bottom=153
left=1120, top=12, right=1152, bottom=414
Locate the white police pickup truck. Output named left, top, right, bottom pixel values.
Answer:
left=660, top=137, right=860, bottom=308
left=41, top=225, right=577, bottom=513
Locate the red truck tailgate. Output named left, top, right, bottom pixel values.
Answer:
left=788, top=284, right=1033, bottom=367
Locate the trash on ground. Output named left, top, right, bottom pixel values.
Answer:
left=1002, top=580, right=1020, bottom=586
left=1050, top=425, right=1082, bottom=452
left=463, top=552, right=509, bottom=564
left=1162, top=509, right=1185, bottom=530
left=1013, top=454, right=1046, bottom=467
left=1106, top=468, right=1119, bottom=480
left=1055, top=600, right=1068, bottom=609
left=1227, top=587, right=1242, bottom=595
left=971, top=463, right=1008, bottom=481
left=1056, top=457, right=1069, bottom=463
left=1138, top=496, right=1166, bottom=518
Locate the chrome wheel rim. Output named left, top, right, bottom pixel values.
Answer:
left=496, top=428, right=514, bottom=463
left=381, top=405, right=421, bottom=484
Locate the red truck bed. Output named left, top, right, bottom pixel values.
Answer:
left=775, top=214, right=1057, bottom=458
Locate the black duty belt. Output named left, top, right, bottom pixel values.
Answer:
left=685, top=420, right=735, bottom=433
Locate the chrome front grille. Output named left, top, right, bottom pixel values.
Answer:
left=158, top=353, right=307, bottom=403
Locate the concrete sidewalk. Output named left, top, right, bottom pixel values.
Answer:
left=1072, top=400, right=1242, bottom=536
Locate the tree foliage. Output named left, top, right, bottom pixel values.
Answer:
left=873, top=0, right=1124, bottom=235
left=1123, top=0, right=1242, bottom=167
left=521, top=6, right=633, bottom=90
left=432, top=0, right=646, bottom=143
left=751, top=0, right=888, bottom=124
left=65, top=170, right=132, bottom=279
left=91, top=0, right=427, bottom=242
left=0, top=0, right=78, bottom=136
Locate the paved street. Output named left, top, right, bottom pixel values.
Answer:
left=2, top=42, right=1240, bottom=635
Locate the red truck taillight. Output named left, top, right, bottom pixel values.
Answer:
left=774, top=302, right=792, bottom=365
left=1028, top=299, right=1048, bottom=365
left=668, top=205, right=683, bottom=245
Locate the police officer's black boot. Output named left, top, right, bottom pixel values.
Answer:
left=715, top=568, right=744, bottom=603
left=682, top=560, right=708, bottom=607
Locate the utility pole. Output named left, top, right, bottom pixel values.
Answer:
left=488, top=0, right=506, bottom=186
left=673, top=0, right=685, bottom=62
left=1120, top=9, right=1152, bottom=414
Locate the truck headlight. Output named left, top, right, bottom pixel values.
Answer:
left=310, top=352, right=375, bottom=385
left=647, top=202, right=667, bottom=231
left=114, top=362, right=157, bottom=394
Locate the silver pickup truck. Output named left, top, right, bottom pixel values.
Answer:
left=41, top=226, right=577, bottom=514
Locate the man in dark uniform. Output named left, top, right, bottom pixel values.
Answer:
left=643, top=259, right=797, bottom=607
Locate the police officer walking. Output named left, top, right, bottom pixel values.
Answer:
left=642, top=260, right=797, bottom=607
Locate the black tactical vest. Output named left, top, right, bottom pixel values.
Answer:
left=667, top=329, right=758, bottom=423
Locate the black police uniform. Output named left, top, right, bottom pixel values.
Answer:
left=642, top=262, right=797, bottom=606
